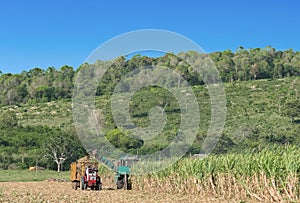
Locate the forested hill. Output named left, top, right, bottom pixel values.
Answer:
left=1, top=47, right=300, bottom=171
left=1, top=46, right=300, bottom=106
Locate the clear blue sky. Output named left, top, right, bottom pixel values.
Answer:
left=1, top=0, right=299, bottom=73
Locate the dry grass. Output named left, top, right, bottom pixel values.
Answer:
left=132, top=173, right=299, bottom=202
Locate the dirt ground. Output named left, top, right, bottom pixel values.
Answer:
left=0, top=181, right=238, bottom=203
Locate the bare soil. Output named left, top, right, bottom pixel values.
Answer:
left=0, top=181, right=238, bottom=203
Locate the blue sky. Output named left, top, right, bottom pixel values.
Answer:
left=0, top=0, right=299, bottom=73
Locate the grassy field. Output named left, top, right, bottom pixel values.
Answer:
left=0, top=170, right=69, bottom=182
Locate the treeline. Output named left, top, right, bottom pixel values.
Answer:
left=0, top=66, right=74, bottom=105
left=1, top=46, right=300, bottom=106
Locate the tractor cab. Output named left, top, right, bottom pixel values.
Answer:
left=118, top=156, right=139, bottom=167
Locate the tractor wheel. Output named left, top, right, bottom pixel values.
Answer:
left=127, top=179, right=132, bottom=190
left=124, top=174, right=127, bottom=190
left=72, top=182, right=78, bottom=190
left=117, top=179, right=124, bottom=189
left=96, top=183, right=102, bottom=190
left=96, top=177, right=101, bottom=190
left=124, top=175, right=132, bottom=190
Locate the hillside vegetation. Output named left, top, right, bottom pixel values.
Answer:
left=1, top=47, right=300, bottom=171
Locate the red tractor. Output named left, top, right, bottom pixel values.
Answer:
left=81, top=166, right=102, bottom=190
left=70, top=156, right=102, bottom=190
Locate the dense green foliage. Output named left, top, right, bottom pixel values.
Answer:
left=0, top=124, right=85, bottom=170
left=105, top=129, right=144, bottom=152
left=0, top=66, right=74, bottom=105
left=1, top=76, right=300, bottom=170
left=1, top=47, right=300, bottom=106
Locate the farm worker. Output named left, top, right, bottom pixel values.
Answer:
left=93, top=167, right=98, bottom=176
left=86, top=166, right=90, bottom=180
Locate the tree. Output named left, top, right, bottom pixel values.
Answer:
left=250, top=63, right=259, bottom=80
left=283, top=100, right=300, bottom=122
left=28, top=67, right=44, bottom=77
left=0, top=110, right=18, bottom=129
left=290, top=78, right=300, bottom=99
left=43, top=134, right=77, bottom=172
left=105, top=128, right=144, bottom=151
left=6, top=89, right=18, bottom=105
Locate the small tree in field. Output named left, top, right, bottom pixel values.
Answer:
left=44, top=135, right=76, bottom=172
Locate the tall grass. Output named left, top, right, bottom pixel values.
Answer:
left=132, top=145, right=300, bottom=202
